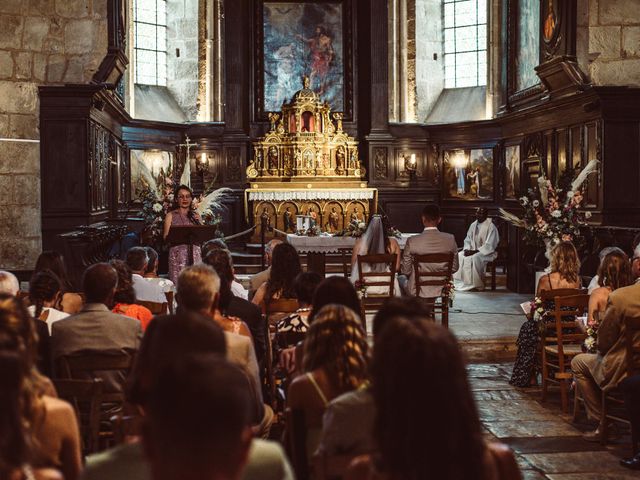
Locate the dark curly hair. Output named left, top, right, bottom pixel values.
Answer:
left=34, top=251, right=73, bottom=292
left=29, top=270, right=62, bottom=319
left=302, top=304, right=369, bottom=392
left=110, top=259, right=137, bottom=305
left=597, top=250, right=632, bottom=291
left=265, top=243, right=301, bottom=302
left=372, top=318, right=486, bottom=480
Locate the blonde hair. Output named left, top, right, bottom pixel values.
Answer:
left=550, top=241, right=580, bottom=284
left=177, top=264, right=220, bottom=312
left=303, top=304, right=369, bottom=391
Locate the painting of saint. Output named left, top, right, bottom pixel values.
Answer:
left=543, top=0, right=557, bottom=42
left=263, top=2, right=344, bottom=112
left=515, top=0, right=541, bottom=91
left=443, top=149, right=494, bottom=201
left=505, top=145, right=520, bottom=199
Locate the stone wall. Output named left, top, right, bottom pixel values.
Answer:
left=577, top=0, right=640, bottom=87
left=0, top=0, right=107, bottom=270
left=415, top=0, right=444, bottom=122
left=166, top=0, right=199, bottom=121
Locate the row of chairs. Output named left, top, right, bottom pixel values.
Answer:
left=538, top=289, right=640, bottom=454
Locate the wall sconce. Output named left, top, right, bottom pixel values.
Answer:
left=404, top=153, right=417, bottom=179
left=196, top=152, right=210, bottom=185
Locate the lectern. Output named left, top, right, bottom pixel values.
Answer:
left=166, top=225, right=217, bottom=265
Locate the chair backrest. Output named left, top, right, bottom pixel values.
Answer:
left=357, top=253, right=397, bottom=297
left=138, top=300, right=167, bottom=315
left=110, top=414, right=144, bottom=445
left=543, top=294, right=589, bottom=347
left=540, top=288, right=586, bottom=301
left=266, top=297, right=300, bottom=324
left=624, top=316, right=640, bottom=377
left=53, top=378, right=103, bottom=455
left=337, top=247, right=352, bottom=277
left=58, top=352, right=134, bottom=403
left=412, top=252, right=454, bottom=297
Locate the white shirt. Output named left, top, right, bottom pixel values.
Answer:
left=28, top=305, right=69, bottom=334
left=231, top=280, right=249, bottom=300
left=132, top=274, right=169, bottom=304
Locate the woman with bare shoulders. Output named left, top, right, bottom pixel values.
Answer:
left=0, top=294, right=81, bottom=480
left=347, top=318, right=521, bottom=480
left=588, top=251, right=631, bottom=326
left=252, top=243, right=302, bottom=313
left=34, top=251, right=83, bottom=314
left=535, top=241, right=582, bottom=296
left=162, top=185, right=202, bottom=285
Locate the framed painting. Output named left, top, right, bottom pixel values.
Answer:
left=442, top=148, right=494, bottom=201
left=255, top=1, right=353, bottom=120
left=130, top=149, right=174, bottom=200
left=504, top=144, right=521, bottom=199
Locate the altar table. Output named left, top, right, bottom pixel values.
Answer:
left=286, top=233, right=417, bottom=276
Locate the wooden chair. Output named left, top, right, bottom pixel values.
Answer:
left=110, top=414, right=144, bottom=445
left=337, top=247, right=352, bottom=277
left=57, top=352, right=135, bottom=447
left=138, top=300, right=168, bottom=315
left=357, top=253, right=398, bottom=329
left=412, top=252, right=454, bottom=328
left=540, top=294, right=589, bottom=413
left=264, top=298, right=299, bottom=409
left=53, top=378, right=103, bottom=455
left=599, top=316, right=640, bottom=450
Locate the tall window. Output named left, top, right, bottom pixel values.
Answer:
left=443, top=0, right=487, bottom=88
left=134, top=0, right=167, bottom=86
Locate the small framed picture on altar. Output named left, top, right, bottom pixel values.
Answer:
left=296, top=215, right=312, bottom=232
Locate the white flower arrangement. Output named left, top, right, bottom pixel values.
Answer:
left=152, top=203, right=163, bottom=213
left=551, top=210, right=562, bottom=218
left=532, top=200, right=540, bottom=207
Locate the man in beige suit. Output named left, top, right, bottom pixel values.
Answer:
left=400, top=204, right=459, bottom=298
left=176, top=264, right=273, bottom=437
left=572, top=252, right=640, bottom=440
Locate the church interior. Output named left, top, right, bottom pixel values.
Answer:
left=2, top=0, right=640, bottom=478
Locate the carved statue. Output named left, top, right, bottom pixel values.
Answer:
left=350, top=206, right=362, bottom=224
left=283, top=207, right=294, bottom=232
left=283, top=153, right=292, bottom=176
left=328, top=207, right=340, bottom=233
left=308, top=206, right=318, bottom=227
left=256, top=148, right=264, bottom=170
left=333, top=112, right=343, bottom=132
left=349, top=151, right=357, bottom=170
left=336, top=147, right=346, bottom=174
left=268, top=146, right=279, bottom=172
left=268, top=112, right=280, bottom=131
left=260, top=207, right=271, bottom=229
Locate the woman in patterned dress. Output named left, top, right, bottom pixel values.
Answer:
left=163, top=185, right=202, bottom=285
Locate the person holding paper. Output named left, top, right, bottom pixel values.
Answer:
left=453, top=208, right=499, bottom=291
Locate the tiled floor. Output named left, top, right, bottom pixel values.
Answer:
left=469, top=363, right=637, bottom=479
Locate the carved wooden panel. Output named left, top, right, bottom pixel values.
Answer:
left=373, top=147, right=388, bottom=180
left=88, top=121, right=112, bottom=213
left=226, top=147, right=242, bottom=182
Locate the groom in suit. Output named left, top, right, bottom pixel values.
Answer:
left=399, top=204, right=459, bottom=298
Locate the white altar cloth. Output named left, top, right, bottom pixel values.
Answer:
left=286, top=233, right=416, bottom=253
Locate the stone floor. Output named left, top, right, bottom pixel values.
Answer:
left=469, top=363, right=637, bottom=478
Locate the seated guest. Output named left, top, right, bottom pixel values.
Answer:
left=400, top=204, right=459, bottom=297
left=142, top=247, right=175, bottom=295
left=619, top=374, right=640, bottom=470
left=587, top=246, right=626, bottom=294
left=34, top=251, right=83, bottom=314
left=317, top=297, right=433, bottom=459
left=350, top=215, right=401, bottom=295
left=510, top=241, right=582, bottom=387
left=176, top=264, right=272, bottom=436
left=201, top=240, right=248, bottom=300
left=347, top=318, right=521, bottom=480
left=203, top=250, right=264, bottom=362
left=1, top=271, right=52, bottom=378
left=28, top=270, right=69, bottom=334
left=287, top=304, right=369, bottom=469
left=83, top=313, right=294, bottom=480
left=0, top=295, right=82, bottom=480
left=142, top=355, right=254, bottom=480
left=110, top=260, right=154, bottom=331
left=0, top=270, right=20, bottom=295
left=280, top=276, right=362, bottom=376
left=126, top=247, right=167, bottom=304
left=252, top=243, right=302, bottom=312
left=250, top=238, right=283, bottom=293
left=277, top=272, right=323, bottom=337
left=572, top=260, right=640, bottom=441
left=51, top=263, right=142, bottom=392
left=587, top=250, right=631, bottom=326
left=453, top=207, right=499, bottom=292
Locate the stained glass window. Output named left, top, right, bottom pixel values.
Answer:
left=443, top=0, right=487, bottom=88
left=134, top=0, right=167, bottom=86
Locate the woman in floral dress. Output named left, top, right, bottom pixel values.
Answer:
left=163, top=185, right=202, bottom=285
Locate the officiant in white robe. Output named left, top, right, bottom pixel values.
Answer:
left=454, top=208, right=499, bottom=291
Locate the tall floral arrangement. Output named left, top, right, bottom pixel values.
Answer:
left=499, top=159, right=598, bottom=250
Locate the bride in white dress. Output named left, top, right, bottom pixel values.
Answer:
left=350, top=215, right=402, bottom=296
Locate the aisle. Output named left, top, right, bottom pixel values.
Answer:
left=470, top=363, right=635, bottom=479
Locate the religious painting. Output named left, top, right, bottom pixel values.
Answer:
left=130, top=149, right=174, bottom=200
left=515, top=0, right=541, bottom=91
left=542, top=0, right=557, bottom=43
left=443, top=148, right=494, bottom=201
left=279, top=202, right=299, bottom=233
left=346, top=201, right=367, bottom=226
left=323, top=202, right=344, bottom=233
left=262, top=2, right=344, bottom=112
left=255, top=201, right=277, bottom=236
left=505, top=144, right=520, bottom=199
